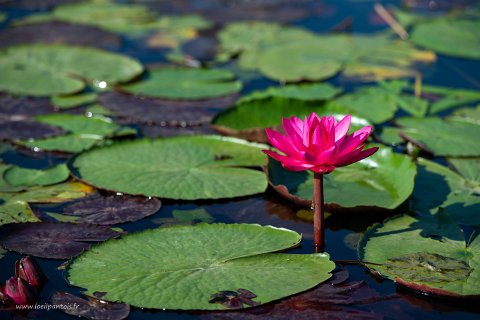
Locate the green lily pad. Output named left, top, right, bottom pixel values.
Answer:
left=4, top=163, right=69, bottom=187
left=0, top=247, right=5, bottom=259
left=0, top=12, right=6, bottom=23
left=0, top=163, right=24, bottom=192
left=50, top=1, right=156, bottom=33
left=71, top=136, right=268, bottom=200
left=67, top=223, right=335, bottom=310
left=172, top=208, right=214, bottom=224
left=330, top=86, right=399, bottom=124
left=448, top=105, right=480, bottom=125
left=0, top=44, right=143, bottom=96
left=0, top=201, right=39, bottom=227
left=359, top=213, right=480, bottom=297
left=411, top=158, right=480, bottom=226
left=397, top=117, right=480, bottom=156
left=239, top=83, right=342, bottom=103
left=268, top=147, right=416, bottom=210
left=18, top=114, right=134, bottom=153
left=213, top=97, right=371, bottom=132
left=411, top=19, right=480, bottom=60
left=122, top=67, right=242, bottom=100
left=51, top=93, right=98, bottom=109
left=0, top=181, right=94, bottom=204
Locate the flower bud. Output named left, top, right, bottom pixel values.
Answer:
left=4, top=277, right=37, bottom=305
left=15, top=256, right=47, bottom=292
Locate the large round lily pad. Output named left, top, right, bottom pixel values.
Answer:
left=411, top=19, right=480, bottom=60
left=397, top=117, right=480, bottom=156
left=122, top=67, right=242, bottom=100
left=67, top=223, right=335, bottom=310
left=71, top=136, right=268, bottom=200
left=268, top=147, right=416, bottom=210
left=359, top=213, right=480, bottom=297
left=0, top=44, right=143, bottom=96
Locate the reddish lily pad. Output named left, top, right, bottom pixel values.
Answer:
left=0, top=222, right=123, bottom=259
left=62, top=194, right=161, bottom=225
left=51, top=292, right=130, bottom=320
left=0, top=94, right=55, bottom=119
left=98, top=91, right=237, bottom=125
left=0, top=119, right=66, bottom=141
left=0, top=22, right=121, bottom=49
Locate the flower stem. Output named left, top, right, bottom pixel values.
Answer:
left=313, top=173, right=325, bottom=253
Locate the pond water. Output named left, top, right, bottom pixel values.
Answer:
left=0, top=0, right=479, bottom=319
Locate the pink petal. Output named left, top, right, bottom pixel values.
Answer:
left=334, top=115, right=351, bottom=142
left=263, top=150, right=312, bottom=168
left=265, top=128, right=299, bottom=156
left=304, top=145, right=337, bottom=165
left=282, top=117, right=304, bottom=149
left=336, top=126, right=373, bottom=158
left=336, top=147, right=379, bottom=167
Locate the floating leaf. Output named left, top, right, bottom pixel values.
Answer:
left=71, top=136, right=267, bottom=200
left=0, top=163, right=24, bottom=192
left=154, top=208, right=215, bottom=226
left=1, top=181, right=94, bottom=204
left=0, top=44, right=143, bottom=96
left=122, top=67, right=242, bottom=100
left=411, top=158, right=480, bottom=226
left=4, top=164, right=69, bottom=187
left=268, top=147, right=416, bottom=210
left=212, top=96, right=372, bottom=143
left=0, top=201, right=39, bottom=227
left=18, top=114, right=133, bottom=153
left=0, top=119, right=65, bottom=141
left=0, top=93, right=55, bottom=119
left=238, top=83, right=342, bottom=103
left=0, top=247, right=5, bottom=259
left=98, top=91, right=229, bottom=126
left=62, top=194, right=161, bottom=225
left=0, top=22, right=121, bottom=49
left=397, top=117, right=480, bottom=156
left=51, top=292, right=130, bottom=320
left=359, top=213, right=480, bottom=297
left=67, top=223, right=334, bottom=310
left=51, top=93, right=98, bottom=109
left=0, top=222, right=123, bottom=259
left=449, top=105, right=480, bottom=125
left=411, top=19, right=480, bottom=60
left=330, top=86, right=399, bottom=124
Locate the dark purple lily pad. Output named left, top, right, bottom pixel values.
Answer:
left=51, top=291, right=130, bottom=320
left=0, top=0, right=79, bottom=10
left=98, top=91, right=237, bottom=125
left=62, top=194, right=161, bottom=225
left=140, top=123, right=216, bottom=138
left=0, top=222, right=123, bottom=259
left=0, top=93, right=55, bottom=119
left=202, top=270, right=387, bottom=320
left=0, top=119, right=66, bottom=141
left=181, top=33, right=218, bottom=62
left=147, top=0, right=320, bottom=24
left=0, top=22, right=121, bottom=50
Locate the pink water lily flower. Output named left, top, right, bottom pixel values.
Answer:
left=263, top=113, right=378, bottom=174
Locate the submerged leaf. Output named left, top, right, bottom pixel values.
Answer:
left=383, top=252, right=472, bottom=283
left=0, top=222, right=123, bottom=259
